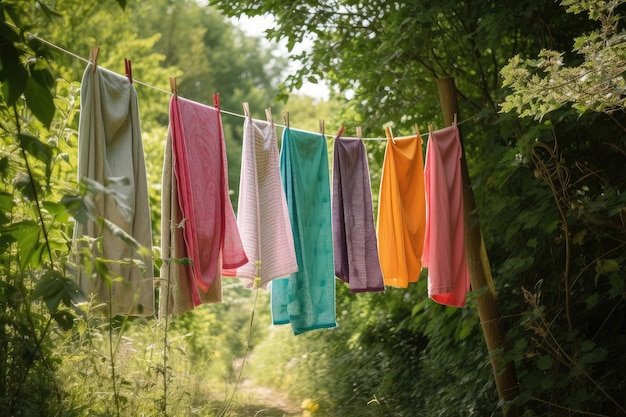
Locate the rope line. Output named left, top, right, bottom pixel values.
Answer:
left=24, top=30, right=480, bottom=140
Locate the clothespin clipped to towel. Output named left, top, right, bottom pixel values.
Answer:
left=384, top=125, right=396, bottom=144
left=169, top=77, right=178, bottom=98
left=453, top=113, right=458, bottom=126
left=414, top=123, right=422, bottom=143
left=283, top=112, right=290, bottom=128
left=124, top=58, right=133, bottom=84
left=89, top=46, right=100, bottom=72
left=265, top=108, right=273, bottom=126
left=428, top=124, right=433, bottom=135
left=213, top=93, right=221, bottom=112
left=319, top=119, right=325, bottom=136
left=356, top=126, right=363, bottom=141
left=335, top=126, right=345, bottom=139
left=242, top=102, right=251, bottom=118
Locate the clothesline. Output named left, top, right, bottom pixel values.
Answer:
left=26, top=31, right=479, bottom=140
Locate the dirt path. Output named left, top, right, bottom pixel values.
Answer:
left=235, top=378, right=301, bottom=416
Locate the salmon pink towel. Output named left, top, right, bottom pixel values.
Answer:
left=271, top=128, right=337, bottom=335
left=169, top=94, right=247, bottom=306
left=160, top=129, right=222, bottom=316
left=376, top=128, right=426, bottom=288
left=332, top=136, right=384, bottom=293
left=423, top=124, right=469, bottom=307
left=223, top=116, right=298, bottom=288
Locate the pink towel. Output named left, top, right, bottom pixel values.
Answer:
left=169, top=94, right=247, bottom=306
left=223, top=116, right=298, bottom=288
left=423, top=124, right=469, bottom=307
left=160, top=129, right=222, bottom=316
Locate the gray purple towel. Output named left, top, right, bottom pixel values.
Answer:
left=332, top=136, right=384, bottom=293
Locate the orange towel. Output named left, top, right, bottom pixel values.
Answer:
left=376, top=127, right=426, bottom=288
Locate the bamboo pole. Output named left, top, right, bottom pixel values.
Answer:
left=436, top=77, right=519, bottom=416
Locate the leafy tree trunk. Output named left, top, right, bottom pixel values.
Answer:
left=437, top=77, right=519, bottom=417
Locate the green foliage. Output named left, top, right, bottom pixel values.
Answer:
left=501, top=0, right=626, bottom=119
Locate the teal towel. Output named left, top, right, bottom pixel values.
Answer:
left=271, top=128, right=337, bottom=335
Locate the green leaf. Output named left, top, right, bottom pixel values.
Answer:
left=52, top=310, right=75, bottom=331
left=42, top=200, right=71, bottom=224
left=0, top=156, right=9, bottom=177
left=24, top=77, right=55, bottom=128
left=6, top=220, right=44, bottom=270
left=19, top=133, right=54, bottom=166
left=0, top=42, right=28, bottom=105
left=102, top=218, right=140, bottom=250
left=61, top=193, right=96, bottom=224
left=13, top=172, right=40, bottom=201
left=537, top=354, right=554, bottom=370
left=585, top=293, right=599, bottom=309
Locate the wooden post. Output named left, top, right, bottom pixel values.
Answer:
left=436, top=77, right=519, bottom=416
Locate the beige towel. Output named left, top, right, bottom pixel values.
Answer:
left=159, top=130, right=221, bottom=316
left=73, top=63, right=154, bottom=316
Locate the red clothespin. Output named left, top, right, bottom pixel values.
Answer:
left=335, top=126, right=345, bottom=139
left=213, top=93, right=221, bottom=112
left=89, top=46, right=100, bottom=72
left=124, top=58, right=133, bottom=84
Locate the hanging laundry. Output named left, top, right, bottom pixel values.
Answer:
left=423, top=124, right=469, bottom=307
left=159, top=129, right=221, bottom=316
left=332, top=136, right=384, bottom=293
left=271, top=128, right=337, bottom=335
left=223, top=115, right=298, bottom=288
left=168, top=95, right=247, bottom=307
left=376, top=127, right=426, bottom=288
left=72, top=63, right=154, bottom=316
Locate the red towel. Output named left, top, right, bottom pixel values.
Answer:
left=423, top=124, right=469, bottom=307
left=169, top=94, right=247, bottom=305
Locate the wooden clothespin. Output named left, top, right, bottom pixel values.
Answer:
left=283, top=112, right=290, bottom=128
left=384, top=125, right=395, bottom=144
left=414, top=123, right=422, bottom=143
left=356, top=126, right=363, bottom=140
left=169, top=77, right=178, bottom=98
left=335, top=126, right=345, bottom=139
left=89, top=46, right=100, bottom=72
left=319, top=119, right=325, bottom=136
left=265, top=108, right=273, bottom=125
left=428, top=124, right=433, bottom=135
left=124, top=58, right=133, bottom=84
left=242, top=102, right=251, bottom=118
left=453, top=113, right=458, bottom=126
